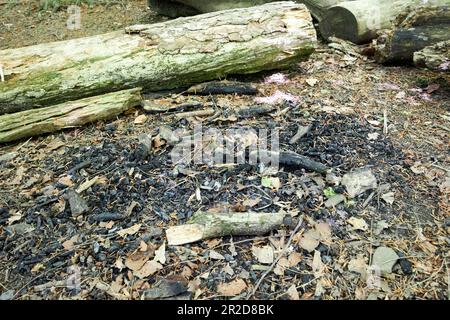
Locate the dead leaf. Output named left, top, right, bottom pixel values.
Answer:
left=205, top=238, right=222, bottom=249
left=223, top=264, right=234, bottom=276
left=209, top=250, right=225, bottom=260
left=46, top=139, right=65, bottom=151
left=274, top=257, right=289, bottom=276
left=381, top=191, right=395, bottom=204
left=11, top=167, right=26, bottom=185
left=125, top=246, right=155, bottom=271
left=306, top=78, right=318, bottom=87
left=154, top=242, right=166, bottom=264
left=57, top=175, right=73, bottom=187
left=117, top=224, right=141, bottom=238
left=125, top=201, right=139, bottom=216
left=134, top=260, right=163, bottom=279
left=298, top=229, right=320, bottom=252
left=288, top=252, right=302, bottom=267
left=312, top=250, right=324, bottom=277
left=315, top=222, right=332, bottom=242
left=134, top=114, right=148, bottom=125
left=62, top=235, right=79, bottom=250
left=114, top=257, right=125, bottom=271
left=7, top=211, right=23, bottom=225
left=242, top=198, right=261, bottom=208
left=252, top=245, right=274, bottom=264
left=261, top=177, right=281, bottom=191
left=348, top=255, right=368, bottom=278
left=347, top=217, right=369, bottom=231
left=217, top=279, right=247, bottom=297
left=286, top=284, right=300, bottom=300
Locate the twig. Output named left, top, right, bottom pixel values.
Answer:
left=0, top=64, right=4, bottom=82
left=383, top=108, right=388, bottom=135
left=247, top=217, right=304, bottom=299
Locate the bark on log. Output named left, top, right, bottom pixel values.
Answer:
left=0, top=2, right=316, bottom=115
left=0, top=88, right=141, bottom=143
left=319, top=0, right=449, bottom=44
left=374, top=5, right=450, bottom=64
left=166, top=211, right=285, bottom=245
left=414, top=40, right=450, bottom=71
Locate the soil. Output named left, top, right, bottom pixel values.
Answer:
left=0, top=1, right=449, bottom=300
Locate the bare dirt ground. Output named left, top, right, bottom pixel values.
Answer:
left=0, top=1, right=449, bottom=300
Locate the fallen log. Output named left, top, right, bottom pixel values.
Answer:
left=0, top=88, right=141, bottom=143
left=0, top=2, right=316, bottom=115
left=166, top=211, right=285, bottom=245
left=301, top=0, right=343, bottom=21
left=319, top=0, right=449, bottom=44
left=374, top=5, right=450, bottom=64
left=251, top=150, right=329, bottom=173
left=414, top=40, right=450, bottom=71
left=156, top=0, right=344, bottom=21
left=186, top=81, right=258, bottom=96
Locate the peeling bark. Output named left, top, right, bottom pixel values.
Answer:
left=374, top=5, right=450, bottom=64
left=414, top=40, right=450, bottom=71
left=0, top=88, right=141, bottom=143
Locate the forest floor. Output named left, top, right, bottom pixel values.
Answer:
left=0, top=0, right=449, bottom=300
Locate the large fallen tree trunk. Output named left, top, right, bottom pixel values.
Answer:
left=319, top=0, right=449, bottom=44
left=0, top=88, right=141, bottom=143
left=151, top=0, right=343, bottom=21
left=414, top=40, right=450, bottom=71
left=301, top=0, right=344, bottom=21
left=374, top=5, right=450, bottom=64
left=166, top=211, right=285, bottom=245
left=0, top=1, right=316, bottom=115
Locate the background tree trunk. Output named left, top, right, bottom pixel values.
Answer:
left=0, top=2, right=316, bottom=115
left=319, top=0, right=449, bottom=44
left=374, top=5, right=450, bottom=64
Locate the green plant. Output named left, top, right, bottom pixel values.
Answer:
left=323, top=187, right=336, bottom=198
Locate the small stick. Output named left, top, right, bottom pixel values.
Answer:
left=0, top=64, right=4, bottom=82
left=383, top=108, right=388, bottom=135
left=248, top=217, right=304, bottom=299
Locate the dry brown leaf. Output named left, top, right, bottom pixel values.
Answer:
left=134, top=260, right=163, bottom=279
left=57, top=175, right=73, bottom=187
left=154, top=242, right=166, bottom=264
left=217, top=279, right=247, bottom=297
left=125, top=246, right=155, bottom=271
left=11, top=167, right=26, bottom=185
left=312, top=250, right=325, bottom=277
left=274, top=257, right=289, bottom=276
left=205, top=238, right=222, bottom=249
left=252, top=245, right=274, bottom=264
left=315, top=222, right=332, bottom=242
left=286, top=284, right=300, bottom=300
left=117, top=224, right=141, bottom=238
left=347, top=217, right=369, bottom=231
left=62, top=235, right=79, bottom=250
left=134, top=114, right=148, bottom=125
left=298, top=229, right=320, bottom=252
left=242, top=198, right=261, bottom=208
left=209, top=250, right=225, bottom=260
left=288, top=252, right=302, bottom=267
